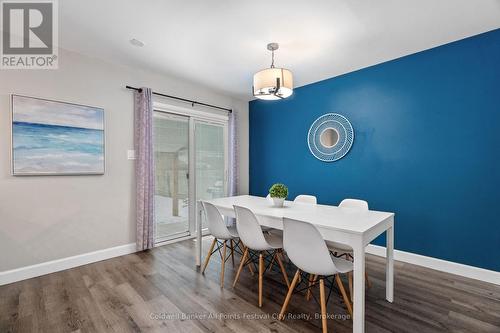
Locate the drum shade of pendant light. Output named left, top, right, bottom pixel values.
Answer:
left=253, top=43, right=293, bottom=100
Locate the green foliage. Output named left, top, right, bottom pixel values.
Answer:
left=269, top=183, right=288, bottom=199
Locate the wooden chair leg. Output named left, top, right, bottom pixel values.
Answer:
left=365, top=271, right=372, bottom=289
left=201, top=238, right=217, bottom=274
left=233, top=247, right=249, bottom=287
left=275, top=251, right=290, bottom=288
left=230, top=239, right=235, bottom=267
left=348, top=272, right=353, bottom=302
left=258, top=253, right=264, bottom=307
left=220, top=241, right=227, bottom=288
left=306, top=274, right=317, bottom=301
left=319, top=278, right=328, bottom=333
left=263, top=251, right=276, bottom=275
left=335, top=275, right=353, bottom=318
left=264, top=252, right=275, bottom=274
left=345, top=272, right=368, bottom=300
left=279, top=269, right=301, bottom=320
left=247, top=260, right=255, bottom=275
left=346, top=253, right=371, bottom=288
left=244, top=246, right=255, bottom=276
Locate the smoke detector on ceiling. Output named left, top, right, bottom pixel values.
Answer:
left=130, top=38, right=145, bottom=47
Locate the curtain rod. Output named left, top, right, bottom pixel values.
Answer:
left=126, top=85, right=232, bottom=113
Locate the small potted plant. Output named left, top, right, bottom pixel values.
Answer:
left=269, top=183, right=288, bottom=207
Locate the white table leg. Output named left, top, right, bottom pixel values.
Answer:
left=353, top=239, right=365, bottom=333
left=386, top=220, right=394, bottom=302
left=196, top=201, right=202, bottom=267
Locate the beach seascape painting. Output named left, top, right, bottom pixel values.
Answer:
left=11, top=95, right=105, bottom=175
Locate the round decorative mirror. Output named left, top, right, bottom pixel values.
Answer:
left=320, top=128, right=340, bottom=148
left=307, top=113, right=354, bottom=162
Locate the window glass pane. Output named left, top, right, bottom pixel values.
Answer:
left=154, top=113, right=189, bottom=241
left=196, top=122, right=225, bottom=228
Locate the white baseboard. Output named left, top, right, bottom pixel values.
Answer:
left=3, top=241, right=497, bottom=287
left=0, top=243, right=137, bottom=286
left=366, top=244, right=500, bottom=286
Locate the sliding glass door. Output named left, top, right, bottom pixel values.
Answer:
left=154, top=113, right=190, bottom=242
left=195, top=121, right=227, bottom=229
left=153, top=107, right=228, bottom=243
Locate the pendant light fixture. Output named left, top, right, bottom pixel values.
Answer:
left=253, top=43, right=293, bottom=100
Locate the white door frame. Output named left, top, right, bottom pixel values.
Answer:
left=153, top=102, right=229, bottom=243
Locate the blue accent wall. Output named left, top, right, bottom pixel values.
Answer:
left=249, top=29, right=500, bottom=272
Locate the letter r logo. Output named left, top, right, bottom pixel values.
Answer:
left=2, top=2, right=53, bottom=54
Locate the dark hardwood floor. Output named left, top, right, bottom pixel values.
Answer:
left=1, top=237, right=499, bottom=333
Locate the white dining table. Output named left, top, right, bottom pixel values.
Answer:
left=196, top=195, right=395, bottom=333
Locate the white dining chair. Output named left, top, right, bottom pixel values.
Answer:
left=258, top=194, right=274, bottom=233
left=270, top=194, right=318, bottom=238
left=326, top=198, right=372, bottom=296
left=201, top=201, right=240, bottom=288
left=294, top=194, right=317, bottom=204
left=326, top=199, right=368, bottom=255
left=294, top=194, right=319, bottom=298
left=232, top=205, right=290, bottom=307
left=279, top=217, right=353, bottom=332
left=269, top=194, right=318, bottom=241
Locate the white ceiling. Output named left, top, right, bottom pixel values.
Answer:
left=59, top=0, right=500, bottom=101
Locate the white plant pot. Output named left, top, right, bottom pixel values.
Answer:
left=272, top=197, right=285, bottom=207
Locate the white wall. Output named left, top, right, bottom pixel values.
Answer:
left=0, top=48, right=248, bottom=272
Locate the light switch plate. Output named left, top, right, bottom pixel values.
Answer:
left=127, top=150, right=136, bottom=160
